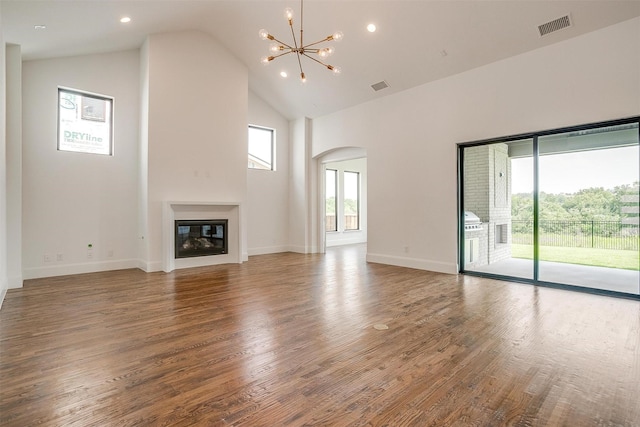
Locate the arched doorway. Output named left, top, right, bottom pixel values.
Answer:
left=316, top=148, right=367, bottom=253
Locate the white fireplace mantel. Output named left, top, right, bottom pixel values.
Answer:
left=162, top=201, right=243, bottom=273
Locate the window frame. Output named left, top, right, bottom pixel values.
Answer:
left=343, top=170, right=360, bottom=231
left=325, top=168, right=338, bottom=232
left=248, top=125, right=275, bottom=170
left=457, top=115, right=640, bottom=300
left=57, top=87, right=114, bottom=156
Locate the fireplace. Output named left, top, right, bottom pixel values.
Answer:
left=163, top=201, right=242, bottom=272
left=175, top=219, right=228, bottom=259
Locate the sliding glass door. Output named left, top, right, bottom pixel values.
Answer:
left=459, top=118, right=639, bottom=297
left=462, top=139, right=534, bottom=280
left=537, top=124, right=639, bottom=294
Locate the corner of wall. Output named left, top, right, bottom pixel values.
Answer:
left=6, top=44, right=22, bottom=289
left=0, top=2, right=9, bottom=302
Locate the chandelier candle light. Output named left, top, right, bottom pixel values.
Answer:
left=259, top=0, right=343, bottom=82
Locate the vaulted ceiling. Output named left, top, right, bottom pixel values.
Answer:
left=3, top=1, right=639, bottom=119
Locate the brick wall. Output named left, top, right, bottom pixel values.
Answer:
left=463, top=143, right=512, bottom=267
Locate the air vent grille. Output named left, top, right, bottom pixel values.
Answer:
left=538, top=15, right=572, bottom=37
left=371, top=80, right=389, bottom=92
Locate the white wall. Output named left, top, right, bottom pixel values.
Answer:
left=247, top=91, right=290, bottom=255
left=312, top=18, right=640, bottom=274
left=288, top=117, right=320, bottom=253
left=324, top=157, right=367, bottom=247
left=21, top=50, right=141, bottom=279
left=0, top=1, right=7, bottom=307
left=138, top=40, right=150, bottom=269
left=288, top=117, right=309, bottom=253
left=6, top=44, right=21, bottom=288
left=142, top=31, right=248, bottom=270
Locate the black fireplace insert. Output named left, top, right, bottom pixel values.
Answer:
left=175, top=219, right=228, bottom=258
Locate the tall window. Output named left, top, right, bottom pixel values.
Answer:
left=58, top=87, right=113, bottom=155
left=325, top=169, right=338, bottom=231
left=248, top=125, right=274, bottom=170
left=344, top=171, right=360, bottom=230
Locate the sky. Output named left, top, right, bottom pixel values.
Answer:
left=511, top=145, right=639, bottom=194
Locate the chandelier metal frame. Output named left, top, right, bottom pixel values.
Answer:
left=259, top=0, right=342, bottom=82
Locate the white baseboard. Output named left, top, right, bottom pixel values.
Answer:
left=0, top=288, right=6, bottom=310
left=326, top=237, right=367, bottom=247
left=366, top=252, right=458, bottom=275
left=8, top=274, right=23, bottom=289
left=23, top=259, right=140, bottom=280
left=287, top=245, right=320, bottom=254
left=247, top=245, right=289, bottom=256
left=136, top=260, right=162, bottom=273
left=172, top=254, right=240, bottom=272
left=287, top=245, right=306, bottom=253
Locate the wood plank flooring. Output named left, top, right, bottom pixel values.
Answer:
left=1, top=244, right=640, bottom=426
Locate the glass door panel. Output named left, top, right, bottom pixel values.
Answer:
left=538, top=123, right=639, bottom=295
left=462, top=139, right=534, bottom=280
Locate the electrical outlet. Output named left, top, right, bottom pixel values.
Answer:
left=44, top=254, right=52, bottom=263
left=56, top=253, right=64, bottom=262
left=107, top=250, right=114, bottom=258
left=404, top=246, right=409, bottom=253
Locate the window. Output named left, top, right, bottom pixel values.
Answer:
left=58, top=87, right=113, bottom=155
left=248, top=125, right=274, bottom=170
left=325, top=169, right=337, bottom=232
left=344, top=171, right=360, bottom=230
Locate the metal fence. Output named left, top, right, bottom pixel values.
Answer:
left=325, top=214, right=359, bottom=232
left=512, top=220, right=639, bottom=251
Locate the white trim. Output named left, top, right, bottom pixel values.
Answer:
left=247, top=245, right=290, bottom=256
left=0, top=289, right=6, bottom=310
left=287, top=244, right=320, bottom=254
left=7, top=274, right=23, bottom=289
left=325, top=232, right=367, bottom=247
left=22, top=259, right=139, bottom=280
left=136, top=259, right=162, bottom=273
left=366, top=253, right=458, bottom=275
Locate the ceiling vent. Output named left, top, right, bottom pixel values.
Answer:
left=371, top=80, right=389, bottom=92
left=538, top=14, right=572, bottom=37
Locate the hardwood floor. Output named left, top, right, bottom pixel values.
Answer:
left=1, top=244, right=639, bottom=426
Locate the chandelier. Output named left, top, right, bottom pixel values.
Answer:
left=259, top=0, right=343, bottom=82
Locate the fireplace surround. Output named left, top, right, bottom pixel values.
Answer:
left=163, top=201, right=242, bottom=272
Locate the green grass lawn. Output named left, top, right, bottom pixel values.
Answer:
left=511, top=244, right=640, bottom=271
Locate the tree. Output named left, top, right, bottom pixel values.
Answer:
left=325, top=196, right=335, bottom=214
left=511, top=185, right=636, bottom=222
left=563, top=187, right=618, bottom=221
left=512, top=193, right=533, bottom=221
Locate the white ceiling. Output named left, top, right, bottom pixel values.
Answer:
left=2, top=1, right=640, bottom=119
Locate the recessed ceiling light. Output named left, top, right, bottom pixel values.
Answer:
left=367, top=23, right=376, bottom=33
left=120, top=17, right=131, bottom=23
left=280, top=71, right=288, bottom=78
left=34, top=25, right=46, bottom=30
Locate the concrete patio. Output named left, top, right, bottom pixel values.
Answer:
left=470, top=257, right=639, bottom=295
